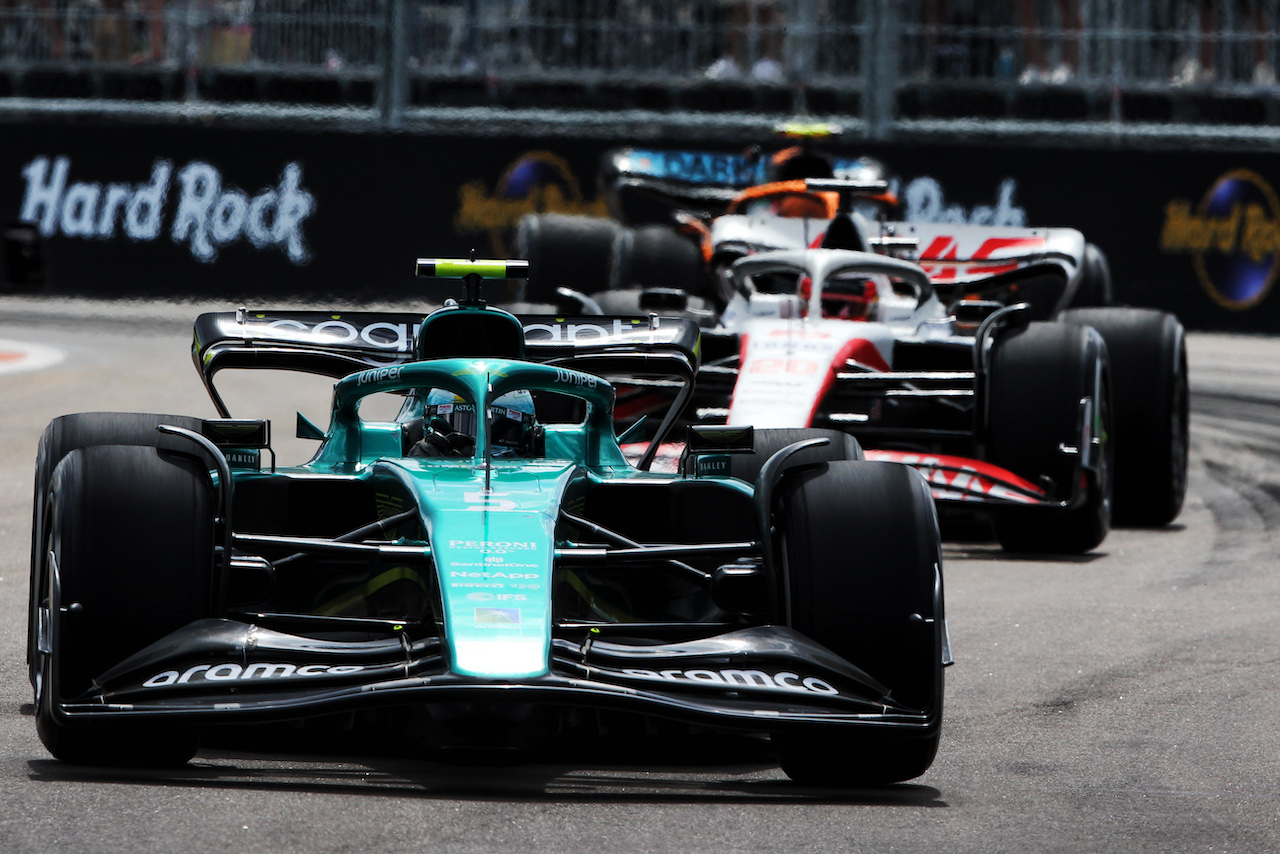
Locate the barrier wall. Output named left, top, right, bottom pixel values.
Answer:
left=3, top=117, right=1280, bottom=332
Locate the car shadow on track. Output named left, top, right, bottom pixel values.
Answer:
left=941, top=543, right=1108, bottom=563
left=943, top=523, right=1187, bottom=562
left=26, top=733, right=947, bottom=808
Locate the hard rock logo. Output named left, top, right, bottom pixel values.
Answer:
left=1161, top=168, right=1280, bottom=310
left=453, top=151, right=607, bottom=255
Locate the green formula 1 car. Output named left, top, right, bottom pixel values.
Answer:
left=27, top=258, right=947, bottom=786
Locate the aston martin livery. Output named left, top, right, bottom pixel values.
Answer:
left=28, top=258, right=947, bottom=786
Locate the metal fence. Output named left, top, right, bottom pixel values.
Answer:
left=905, top=0, right=1280, bottom=89
left=3, top=1, right=1280, bottom=142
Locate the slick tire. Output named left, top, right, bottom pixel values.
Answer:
left=624, top=225, right=706, bottom=295
left=1058, top=307, right=1188, bottom=526
left=28, top=412, right=204, bottom=688
left=35, top=444, right=214, bottom=766
left=1064, top=243, right=1115, bottom=308
left=515, top=214, right=622, bottom=304
left=772, top=460, right=944, bottom=786
left=986, top=322, right=1113, bottom=554
left=727, top=427, right=864, bottom=487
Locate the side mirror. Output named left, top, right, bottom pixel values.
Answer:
left=554, top=287, right=604, bottom=315
left=296, top=412, right=325, bottom=441
left=616, top=416, right=647, bottom=445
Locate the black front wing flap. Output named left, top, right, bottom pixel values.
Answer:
left=48, top=620, right=937, bottom=736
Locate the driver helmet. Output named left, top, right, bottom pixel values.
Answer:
left=413, top=388, right=537, bottom=458
left=799, top=274, right=880, bottom=321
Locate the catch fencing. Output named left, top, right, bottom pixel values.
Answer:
left=3, top=1, right=1280, bottom=144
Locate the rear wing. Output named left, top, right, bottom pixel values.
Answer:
left=605, top=147, right=876, bottom=190
left=603, top=147, right=881, bottom=223
left=192, top=309, right=701, bottom=417
left=902, top=222, right=1086, bottom=289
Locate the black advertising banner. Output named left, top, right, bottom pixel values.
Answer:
left=0, top=122, right=613, bottom=302
left=3, top=117, right=1280, bottom=331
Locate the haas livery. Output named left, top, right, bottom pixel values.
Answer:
left=518, top=139, right=1186, bottom=553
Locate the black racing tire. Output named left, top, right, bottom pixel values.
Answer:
left=515, top=213, right=622, bottom=304
left=624, top=225, right=706, bottom=295
left=727, top=427, right=864, bottom=486
left=986, top=322, right=1112, bottom=554
left=1064, top=243, right=1115, bottom=308
left=772, top=460, right=944, bottom=786
left=34, top=444, right=214, bottom=766
left=28, top=412, right=205, bottom=688
left=1057, top=307, right=1188, bottom=526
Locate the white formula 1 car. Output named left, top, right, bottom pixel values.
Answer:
left=685, top=246, right=1118, bottom=554
left=519, top=158, right=1188, bottom=548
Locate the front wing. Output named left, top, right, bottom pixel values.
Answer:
left=864, top=450, right=1048, bottom=506
left=46, top=619, right=938, bottom=736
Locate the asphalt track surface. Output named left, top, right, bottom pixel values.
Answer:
left=0, top=297, right=1276, bottom=853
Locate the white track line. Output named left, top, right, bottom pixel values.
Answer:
left=0, top=340, right=65, bottom=375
